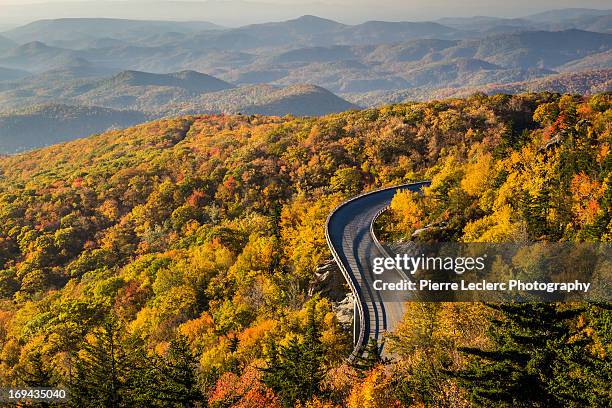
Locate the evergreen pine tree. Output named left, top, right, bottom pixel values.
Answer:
left=261, top=304, right=325, bottom=407
left=155, top=335, right=203, bottom=407
left=302, top=304, right=325, bottom=399
left=69, top=318, right=144, bottom=408
left=17, top=350, right=55, bottom=388
left=15, top=350, right=56, bottom=408
left=457, top=303, right=584, bottom=407
left=551, top=302, right=612, bottom=407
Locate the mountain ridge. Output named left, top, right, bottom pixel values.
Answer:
left=103, top=70, right=235, bottom=92
left=0, top=78, right=360, bottom=152
left=3, top=18, right=225, bottom=47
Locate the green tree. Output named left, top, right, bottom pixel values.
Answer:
left=155, top=335, right=203, bottom=407
left=261, top=305, right=325, bottom=407
left=330, top=167, right=362, bottom=196
left=457, top=303, right=587, bottom=407
left=70, top=318, right=144, bottom=408
left=16, top=350, right=56, bottom=387
left=14, top=350, right=57, bottom=408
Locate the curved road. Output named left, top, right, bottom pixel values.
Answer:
left=325, top=182, right=430, bottom=360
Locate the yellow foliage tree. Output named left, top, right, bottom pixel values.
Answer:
left=389, top=190, right=425, bottom=234
left=347, top=366, right=398, bottom=408
left=460, top=152, right=493, bottom=197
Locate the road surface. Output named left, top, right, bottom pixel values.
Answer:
left=325, top=182, right=430, bottom=361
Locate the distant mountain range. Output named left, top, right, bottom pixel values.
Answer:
left=344, top=69, right=612, bottom=106
left=0, top=27, right=609, bottom=90
left=0, top=28, right=609, bottom=95
left=439, top=8, right=612, bottom=33
left=526, top=8, right=611, bottom=23
left=0, top=9, right=610, bottom=153
left=2, top=16, right=462, bottom=49
left=3, top=18, right=223, bottom=48
left=1, top=11, right=611, bottom=55
left=460, top=68, right=612, bottom=95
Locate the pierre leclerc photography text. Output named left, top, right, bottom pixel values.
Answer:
left=0, top=0, right=610, bottom=407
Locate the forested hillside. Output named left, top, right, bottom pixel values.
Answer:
left=0, top=93, right=609, bottom=407
left=0, top=104, right=151, bottom=153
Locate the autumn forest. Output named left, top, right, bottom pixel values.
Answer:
left=0, top=92, right=610, bottom=407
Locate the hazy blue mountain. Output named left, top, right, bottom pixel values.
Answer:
left=76, top=43, right=258, bottom=74
left=0, top=28, right=609, bottom=98
left=525, top=8, right=611, bottom=23
left=416, top=68, right=612, bottom=101
left=0, top=67, right=359, bottom=119
left=336, top=21, right=461, bottom=44
left=0, top=67, right=30, bottom=81
left=0, top=104, right=151, bottom=153
left=0, top=35, right=17, bottom=53
left=438, top=16, right=537, bottom=34
left=0, top=69, right=234, bottom=111
left=5, top=15, right=464, bottom=52
left=269, top=60, right=408, bottom=93
left=230, top=16, right=462, bottom=47
left=578, top=15, right=612, bottom=33
left=439, top=16, right=529, bottom=27
left=364, top=39, right=458, bottom=63
left=442, top=9, right=612, bottom=32
left=78, top=73, right=359, bottom=116
left=3, top=18, right=224, bottom=47
left=226, top=30, right=610, bottom=92
left=0, top=10, right=609, bottom=154
left=240, top=85, right=360, bottom=116
left=558, top=49, right=612, bottom=72
left=546, top=14, right=612, bottom=33
left=399, top=58, right=554, bottom=88
left=340, top=68, right=612, bottom=107
left=124, top=15, right=348, bottom=51
left=227, top=69, right=290, bottom=85
left=484, top=68, right=611, bottom=94
left=32, top=61, right=118, bottom=81
left=0, top=15, right=455, bottom=54
left=0, top=61, right=117, bottom=108
left=67, top=70, right=234, bottom=112
left=444, top=29, right=612, bottom=69
left=0, top=14, right=608, bottom=119
left=238, top=30, right=610, bottom=74
left=0, top=41, right=80, bottom=72
left=186, top=84, right=360, bottom=116
left=230, top=15, right=347, bottom=47
left=102, top=70, right=234, bottom=92
left=270, top=46, right=359, bottom=64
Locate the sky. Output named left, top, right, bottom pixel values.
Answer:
left=0, top=0, right=610, bottom=27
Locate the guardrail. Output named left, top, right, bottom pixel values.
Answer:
left=325, top=181, right=430, bottom=361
